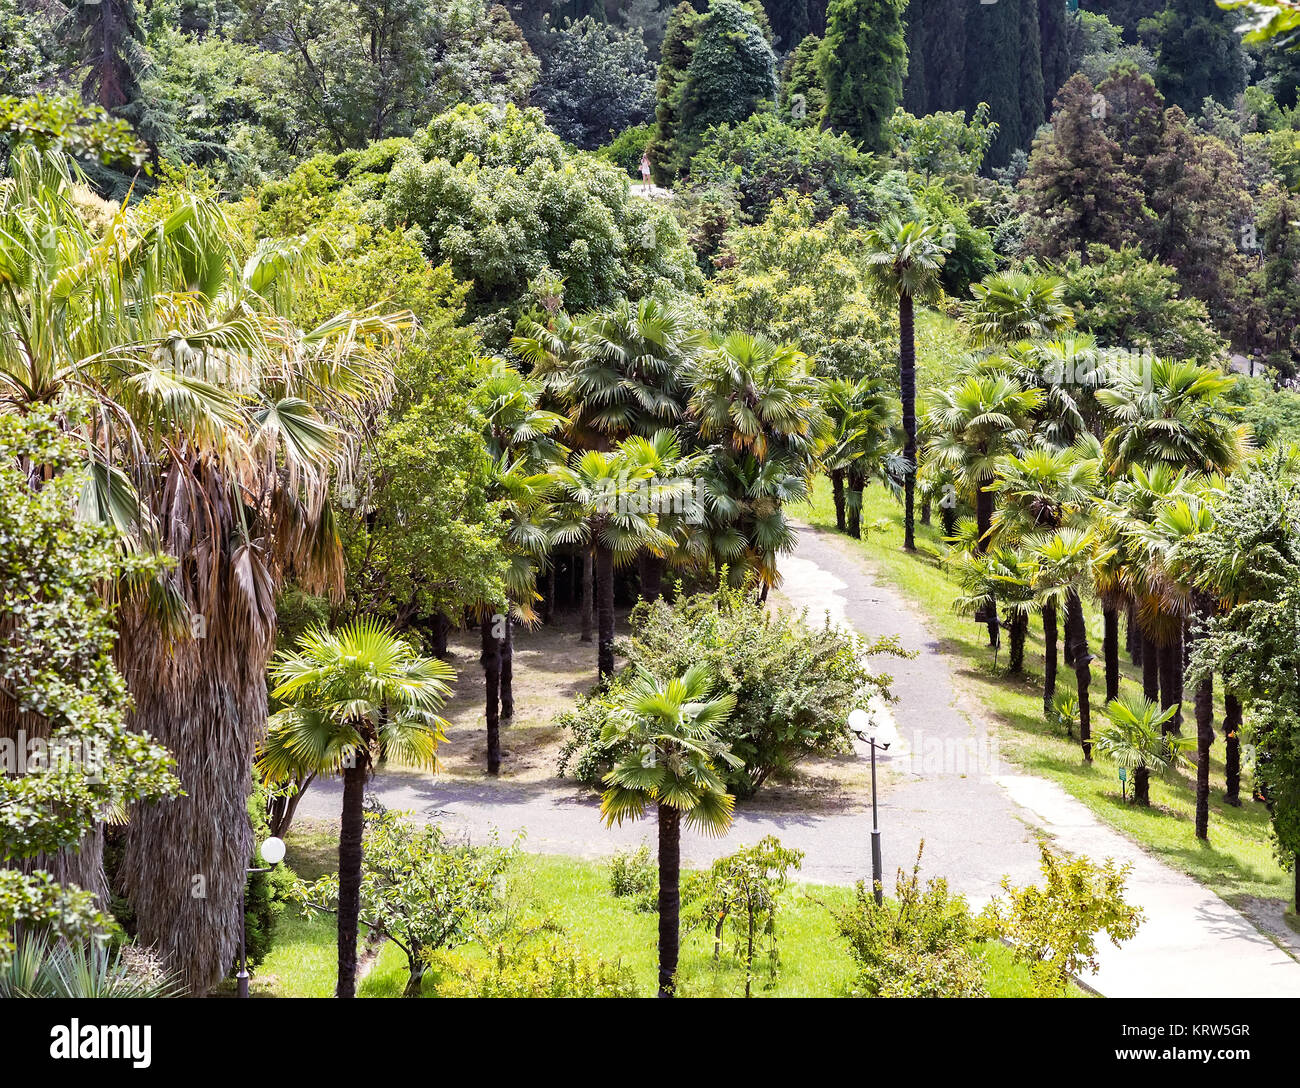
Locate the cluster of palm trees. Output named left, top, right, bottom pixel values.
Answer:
left=908, top=269, right=1256, bottom=841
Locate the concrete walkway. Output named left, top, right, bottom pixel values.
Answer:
left=301, top=521, right=1300, bottom=996
left=780, top=523, right=1300, bottom=998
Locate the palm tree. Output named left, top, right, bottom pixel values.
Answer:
left=0, top=148, right=409, bottom=992
left=863, top=219, right=949, bottom=551
left=259, top=619, right=453, bottom=998
left=687, top=333, right=827, bottom=593
left=599, top=663, right=738, bottom=997
left=963, top=270, right=1073, bottom=348
left=821, top=375, right=898, bottom=538
left=552, top=441, right=672, bottom=680
left=1095, top=694, right=1189, bottom=806
left=950, top=545, right=1036, bottom=672
left=1028, top=528, right=1107, bottom=762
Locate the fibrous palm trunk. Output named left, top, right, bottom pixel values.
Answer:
left=1066, top=592, right=1092, bottom=761
left=847, top=468, right=863, bottom=539
left=657, top=802, right=681, bottom=998
left=900, top=292, right=917, bottom=552
left=1195, top=669, right=1214, bottom=842
left=480, top=614, right=501, bottom=775
left=1103, top=606, right=1119, bottom=704
left=831, top=469, right=846, bottom=532
left=500, top=617, right=514, bottom=719
left=118, top=595, right=272, bottom=995
left=1134, top=765, right=1150, bottom=806
left=336, top=755, right=366, bottom=999
left=1126, top=602, right=1139, bottom=664
left=1042, top=600, right=1058, bottom=720
left=1159, top=631, right=1183, bottom=733
left=1008, top=613, right=1027, bottom=674
left=920, top=494, right=931, bottom=526
left=580, top=547, right=594, bottom=644
left=1143, top=632, right=1160, bottom=704
left=638, top=551, right=664, bottom=602
left=1223, top=691, right=1243, bottom=807
left=596, top=544, right=616, bottom=681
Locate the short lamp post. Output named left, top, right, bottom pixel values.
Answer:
left=849, top=708, right=889, bottom=907
left=237, top=835, right=286, bottom=998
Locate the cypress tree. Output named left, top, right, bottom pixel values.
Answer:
left=650, top=2, right=702, bottom=181
left=963, top=0, right=1022, bottom=167
left=1019, top=0, right=1046, bottom=141
left=1039, top=0, right=1071, bottom=115
left=819, top=0, right=907, bottom=153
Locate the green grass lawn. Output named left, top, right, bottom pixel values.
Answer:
left=252, top=825, right=1073, bottom=998
left=791, top=477, right=1291, bottom=911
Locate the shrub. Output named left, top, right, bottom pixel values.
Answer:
left=832, top=844, right=988, bottom=998
left=558, top=581, right=902, bottom=798
left=429, top=936, right=637, bottom=997
left=607, top=845, right=658, bottom=912
left=982, top=842, right=1144, bottom=997
left=596, top=123, right=656, bottom=178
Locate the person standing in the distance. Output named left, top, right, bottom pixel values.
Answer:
left=640, top=150, right=652, bottom=194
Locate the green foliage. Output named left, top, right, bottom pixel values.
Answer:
left=983, top=841, right=1144, bottom=996
left=559, top=579, right=901, bottom=798
left=1095, top=694, right=1192, bottom=780
left=297, top=810, right=518, bottom=994
left=1061, top=244, right=1226, bottom=364
left=608, top=844, right=658, bottom=911
left=683, top=835, right=803, bottom=994
left=818, top=0, right=907, bottom=153
left=0, top=93, right=146, bottom=167
left=241, top=784, right=296, bottom=972
left=596, top=122, right=656, bottom=177
left=0, top=933, right=180, bottom=998
left=687, top=112, right=875, bottom=220
left=832, top=845, right=989, bottom=998
left=0, top=405, right=179, bottom=964
left=676, top=0, right=778, bottom=164
left=704, top=196, right=897, bottom=378
left=889, top=102, right=998, bottom=185
left=1139, top=0, right=1247, bottom=115
left=429, top=933, right=638, bottom=997
left=535, top=16, right=655, bottom=149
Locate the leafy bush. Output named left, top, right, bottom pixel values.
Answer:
left=596, top=123, right=656, bottom=179
left=429, top=935, right=637, bottom=997
left=982, top=842, right=1144, bottom=997
left=558, top=581, right=901, bottom=798
left=607, top=845, right=658, bottom=912
left=0, top=934, right=180, bottom=998
left=832, top=845, right=988, bottom=998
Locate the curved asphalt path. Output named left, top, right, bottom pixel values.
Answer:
left=299, top=522, right=1300, bottom=996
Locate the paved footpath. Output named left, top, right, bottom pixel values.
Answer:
left=301, top=522, right=1300, bottom=997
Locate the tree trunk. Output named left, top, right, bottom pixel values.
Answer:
left=1062, top=608, right=1075, bottom=667
left=336, top=755, right=367, bottom=999
left=974, top=484, right=994, bottom=555
left=1142, top=632, right=1160, bottom=703
left=430, top=612, right=450, bottom=660
left=1159, top=633, right=1183, bottom=733
left=1103, top=606, right=1119, bottom=704
left=1008, top=613, right=1027, bottom=673
left=500, top=616, right=514, bottom=719
left=657, top=802, right=681, bottom=998
left=1223, top=691, right=1242, bottom=807
left=1042, top=600, right=1058, bottom=720
left=403, top=956, right=426, bottom=998
left=900, top=292, right=917, bottom=552
left=1126, top=601, right=1139, bottom=664
left=1195, top=670, right=1214, bottom=842
left=1067, top=593, right=1092, bottom=761
left=1134, top=765, right=1150, bottom=806
left=580, top=546, right=594, bottom=643
left=596, top=544, right=616, bottom=681
left=847, top=469, right=863, bottom=539
left=920, top=494, right=931, bottom=527
left=831, top=469, right=846, bottom=532
left=480, top=614, right=501, bottom=776
left=940, top=500, right=957, bottom=539
left=541, top=566, right=555, bottom=625
left=638, top=551, right=664, bottom=602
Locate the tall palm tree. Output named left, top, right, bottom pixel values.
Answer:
left=963, top=270, right=1073, bottom=348
left=821, top=375, right=898, bottom=538
left=863, top=219, right=949, bottom=551
left=687, top=333, right=827, bottom=593
left=1028, top=528, right=1108, bottom=762
left=552, top=441, right=672, bottom=680
left=259, top=619, right=453, bottom=998
left=599, top=663, right=738, bottom=997
left=0, top=148, right=409, bottom=992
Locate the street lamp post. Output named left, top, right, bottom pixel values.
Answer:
left=849, top=709, right=889, bottom=907
left=238, top=836, right=286, bottom=998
